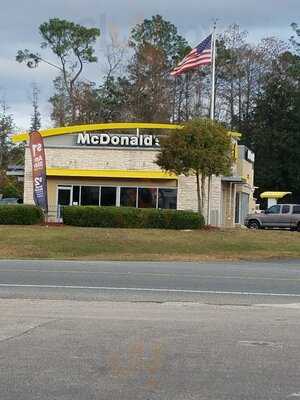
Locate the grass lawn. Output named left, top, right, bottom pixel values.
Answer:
left=0, top=225, right=300, bottom=261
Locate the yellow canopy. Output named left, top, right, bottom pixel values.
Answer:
left=260, top=191, right=291, bottom=199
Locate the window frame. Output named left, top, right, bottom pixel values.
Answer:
left=158, top=188, right=178, bottom=210
left=138, top=187, right=158, bottom=209
left=100, top=186, right=117, bottom=207
left=56, top=184, right=177, bottom=210
left=80, top=185, right=100, bottom=206
left=120, top=186, right=138, bottom=208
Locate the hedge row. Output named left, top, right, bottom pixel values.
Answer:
left=0, top=205, right=43, bottom=225
left=63, top=206, right=204, bottom=230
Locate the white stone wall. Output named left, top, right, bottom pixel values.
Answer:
left=45, top=147, right=161, bottom=171
left=177, top=175, right=198, bottom=212
left=177, top=174, right=222, bottom=223
left=24, top=147, right=34, bottom=204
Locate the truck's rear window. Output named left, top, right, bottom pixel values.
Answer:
left=293, top=206, right=300, bottom=214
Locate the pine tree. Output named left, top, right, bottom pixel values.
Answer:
left=30, top=84, right=41, bottom=132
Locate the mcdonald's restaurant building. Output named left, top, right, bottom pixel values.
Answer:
left=13, top=123, right=255, bottom=227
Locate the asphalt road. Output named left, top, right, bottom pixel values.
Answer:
left=0, top=259, right=299, bottom=303
left=0, top=260, right=300, bottom=399
left=1, top=299, right=300, bottom=400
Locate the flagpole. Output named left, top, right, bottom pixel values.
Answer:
left=207, top=21, right=217, bottom=225
left=210, top=21, right=217, bottom=120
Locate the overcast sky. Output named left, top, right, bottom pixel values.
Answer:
left=1, top=0, right=298, bottom=131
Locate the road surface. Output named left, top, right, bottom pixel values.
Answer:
left=0, top=259, right=300, bottom=303
left=0, top=260, right=299, bottom=399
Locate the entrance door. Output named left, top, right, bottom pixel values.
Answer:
left=57, top=187, right=72, bottom=220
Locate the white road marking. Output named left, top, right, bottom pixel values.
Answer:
left=0, top=269, right=299, bottom=281
left=0, top=284, right=300, bottom=297
left=257, top=303, right=300, bottom=309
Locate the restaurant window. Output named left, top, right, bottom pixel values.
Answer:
left=138, top=188, right=157, bottom=208
left=73, top=186, right=80, bottom=205
left=120, top=187, right=137, bottom=207
left=101, top=187, right=117, bottom=206
left=158, top=189, right=177, bottom=209
left=81, top=186, right=99, bottom=206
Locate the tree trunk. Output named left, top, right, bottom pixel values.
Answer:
left=195, top=172, right=202, bottom=215
left=238, top=76, right=242, bottom=130
left=201, top=174, right=206, bottom=217
left=69, top=84, right=76, bottom=124
left=207, top=175, right=212, bottom=225
left=230, top=80, right=234, bottom=129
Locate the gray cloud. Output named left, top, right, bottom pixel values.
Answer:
left=1, top=0, right=298, bottom=130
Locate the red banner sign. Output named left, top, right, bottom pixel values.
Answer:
left=29, top=131, right=48, bottom=213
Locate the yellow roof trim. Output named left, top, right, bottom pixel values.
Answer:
left=12, top=123, right=182, bottom=143
left=13, top=122, right=243, bottom=143
left=228, top=131, right=242, bottom=139
left=260, top=191, right=292, bottom=199
left=46, top=168, right=178, bottom=180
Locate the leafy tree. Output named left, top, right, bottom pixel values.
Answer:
left=0, top=174, right=23, bottom=198
left=0, top=101, right=24, bottom=199
left=16, top=18, right=100, bottom=123
left=214, top=25, right=286, bottom=132
left=127, top=15, right=189, bottom=122
left=94, top=76, right=131, bottom=122
left=128, top=44, right=172, bottom=121
left=129, top=15, right=189, bottom=66
left=156, top=118, right=232, bottom=215
left=49, top=75, right=131, bottom=125
left=291, top=22, right=300, bottom=54
left=247, top=51, right=300, bottom=202
left=49, top=75, right=72, bottom=126
left=0, top=101, right=14, bottom=170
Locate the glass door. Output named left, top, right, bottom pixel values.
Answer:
left=57, top=187, right=72, bottom=220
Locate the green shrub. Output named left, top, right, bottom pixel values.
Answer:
left=0, top=205, right=43, bottom=225
left=62, top=206, right=204, bottom=230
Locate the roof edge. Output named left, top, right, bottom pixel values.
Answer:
left=12, top=123, right=183, bottom=143
left=12, top=123, right=243, bottom=143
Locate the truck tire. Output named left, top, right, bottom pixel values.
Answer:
left=247, top=220, right=260, bottom=230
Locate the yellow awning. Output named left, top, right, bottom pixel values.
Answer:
left=260, top=191, right=292, bottom=199
left=46, top=168, right=178, bottom=180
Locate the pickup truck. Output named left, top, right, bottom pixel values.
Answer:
left=245, top=204, right=300, bottom=231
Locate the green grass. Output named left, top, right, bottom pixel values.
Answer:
left=0, top=225, right=300, bottom=261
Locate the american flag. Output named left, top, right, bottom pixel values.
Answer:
left=171, top=34, right=212, bottom=76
